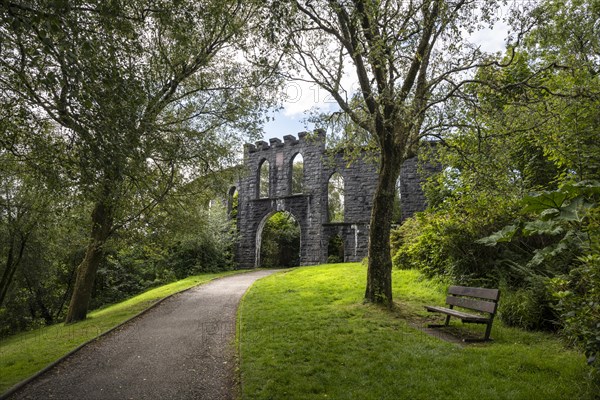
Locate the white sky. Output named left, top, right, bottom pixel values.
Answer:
left=262, top=10, right=511, bottom=141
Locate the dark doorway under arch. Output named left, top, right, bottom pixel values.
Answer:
left=257, top=211, right=300, bottom=268
left=327, top=234, right=345, bottom=263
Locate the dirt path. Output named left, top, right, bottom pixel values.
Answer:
left=7, top=270, right=277, bottom=400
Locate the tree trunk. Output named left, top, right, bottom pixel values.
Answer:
left=0, top=234, right=27, bottom=307
left=65, top=199, right=113, bottom=323
left=365, top=144, right=402, bottom=306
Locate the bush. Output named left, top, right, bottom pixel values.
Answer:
left=549, top=248, right=600, bottom=370
left=92, top=244, right=169, bottom=309
left=327, top=255, right=343, bottom=264
left=391, top=213, right=456, bottom=277
left=91, top=225, right=235, bottom=309
left=167, top=236, right=233, bottom=278
left=498, top=278, right=556, bottom=331
left=391, top=194, right=516, bottom=285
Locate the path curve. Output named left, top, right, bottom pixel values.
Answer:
left=8, top=270, right=277, bottom=400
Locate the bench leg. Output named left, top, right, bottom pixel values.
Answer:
left=427, top=314, right=452, bottom=328
left=444, top=314, right=451, bottom=327
left=484, top=321, right=493, bottom=340
left=463, top=321, right=494, bottom=342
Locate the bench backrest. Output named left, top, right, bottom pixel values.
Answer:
left=446, top=285, right=500, bottom=315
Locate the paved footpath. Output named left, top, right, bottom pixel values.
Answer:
left=8, top=270, right=277, bottom=400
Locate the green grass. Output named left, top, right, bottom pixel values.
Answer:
left=238, top=263, right=598, bottom=400
left=0, top=269, right=245, bottom=393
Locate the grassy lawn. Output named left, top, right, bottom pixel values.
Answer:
left=238, top=263, right=597, bottom=400
left=0, top=269, right=245, bottom=394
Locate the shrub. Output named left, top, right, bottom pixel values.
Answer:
left=479, top=182, right=600, bottom=339
left=167, top=236, right=233, bottom=278
left=391, top=193, right=516, bottom=285
left=548, top=220, right=600, bottom=371
left=498, top=277, right=556, bottom=331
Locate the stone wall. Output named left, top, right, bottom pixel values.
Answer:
left=233, top=131, right=436, bottom=268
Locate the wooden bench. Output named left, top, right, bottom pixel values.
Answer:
left=424, top=285, right=500, bottom=342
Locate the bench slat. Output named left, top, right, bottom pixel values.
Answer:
left=448, top=285, right=499, bottom=301
left=424, top=306, right=489, bottom=322
left=446, top=295, right=498, bottom=314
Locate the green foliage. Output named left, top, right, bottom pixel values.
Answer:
left=326, top=235, right=344, bottom=263
left=327, top=173, right=344, bottom=223
left=259, top=212, right=300, bottom=268
left=475, top=182, right=600, bottom=349
left=0, top=171, right=237, bottom=336
left=91, top=245, right=169, bottom=309
left=390, top=0, right=600, bottom=375
left=167, top=235, right=233, bottom=278
left=291, top=157, right=304, bottom=194
left=480, top=181, right=599, bottom=273
left=547, top=204, right=600, bottom=372
left=550, top=253, right=600, bottom=369
left=394, top=171, right=597, bottom=333
left=498, top=278, right=555, bottom=331
left=402, top=0, right=600, bottom=337
left=391, top=192, right=517, bottom=285
left=259, top=160, right=270, bottom=198
left=92, top=187, right=237, bottom=305
left=0, top=151, right=87, bottom=335
left=1, top=0, right=278, bottom=321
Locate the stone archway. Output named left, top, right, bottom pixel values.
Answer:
left=255, top=210, right=301, bottom=268
left=234, top=130, right=439, bottom=268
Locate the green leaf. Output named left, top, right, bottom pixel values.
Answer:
left=476, top=224, right=519, bottom=246
left=522, top=219, right=563, bottom=236
left=522, top=191, right=568, bottom=213
left=539, top=208, right=560, bottom=220
left=560, top=180, right=600, bottom=198
left=527, top=241, right=569, bottom=268
left=557, top=197, right=594, bottom=222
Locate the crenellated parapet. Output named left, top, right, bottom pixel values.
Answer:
left=244, top=130, right=324, bottom=155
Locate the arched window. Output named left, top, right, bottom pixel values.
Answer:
left=328, top=172, right=344, bottom=222
left=258, top=159, right=270, bottom=198
left=290, top=153, right=304, bottom=194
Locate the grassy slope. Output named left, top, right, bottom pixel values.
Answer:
left=0, top=270, right=244, bottom=393
left=239, top=263, right=596, bottom=400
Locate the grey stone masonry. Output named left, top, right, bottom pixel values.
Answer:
left=399, top=148, right=442, bottom=223
left=233, top=131, right=436, bottom=268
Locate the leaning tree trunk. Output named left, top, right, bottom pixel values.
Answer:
left=65, top=198, right=113, bottom=323
left=365, top=143, right=402, bottom=306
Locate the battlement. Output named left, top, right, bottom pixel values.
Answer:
left=244, top=130, right=326, bottom=155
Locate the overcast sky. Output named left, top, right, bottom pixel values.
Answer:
left=261, top=11, right=511, bottom=141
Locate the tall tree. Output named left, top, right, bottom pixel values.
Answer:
left=525, top=0, right=600, bottom=180
left=0, top=0, right=276, bottom=322
left=0, top=87, right=62, bottom=308
left=266, top=0, right=525, bottom=304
